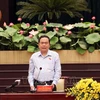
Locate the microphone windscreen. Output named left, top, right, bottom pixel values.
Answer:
left=15, top=79, right=21, bottom=85
left=40, top=67, right=42, bottom=70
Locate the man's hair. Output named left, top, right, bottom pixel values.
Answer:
left=38, top=35, right=50, bottom=43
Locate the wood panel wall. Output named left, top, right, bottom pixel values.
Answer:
left=0, top=50, right=100, bottom=93
left=0, top=64, right=100, bottom=93
left=0, top=50, right=100, bottom=64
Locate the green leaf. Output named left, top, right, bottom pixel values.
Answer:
left=36, top=25, right=44, bottom=31
left=38, top=31, right=56, bottom=39
left=54, top=44, right=62, bottom=49
left=0, top=32, right=10, bottom=39
left=12, top=24, right=21, bottom=30
left=46, top=31, right=56, bottom=39
left=14, top=40, right=26, bottom=49
left=33, top=35, right=38, bottom=43
left=0, top=39, right=10, bottom=46
left=38, top=33, right=46, bottom=37
left=0, top=27, right=4, bottom=31
left=24, top=36, right=34, bottom=42
left=78, top=41, right=87, bottom=49
left=60, top=36, right=71, bottom=44
left=88, top=46, right=95, bottom=53
left=27, top=45, right=36, bottom=52
left=85, top=33, right=100, bottom=44
left=12, top=33, right=24, bottom=43
left=21, top=22, right=29, bottom=29
left=57, top=29, right=67, bottom=36
left=74, top=22, right=94, bottom=28
left=76, top=47, right=86, bottom=55
left=50, top=36, right=58, bottom=45
left=47, top=23, right=62, bottom=27
left=71, top=39, right=79, bottom=47
left=5, top=26, right=17, bottom=36
left=29, top=25, right=36, bottom=29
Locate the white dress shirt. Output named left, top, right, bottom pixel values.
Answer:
left=28, top=50, right=61, bottom=86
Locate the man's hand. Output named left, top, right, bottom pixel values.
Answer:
left=30, top=86, right=36, bottom=93
left=30, top=86, right=35, bottom=90
left=52, top=84, right=55, bottom=88
left=51, top=84, right=56, bottom=91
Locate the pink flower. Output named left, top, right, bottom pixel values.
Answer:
left=43, top=20, right=48, bottom=25
left=9, top=22, right=14, bottom=26
left=17, top=17, right=22, bottom=22
left=19, top=30, right=24, bottom=34
left=67, top=31, right=72, bottom=35
left=29, top=30, right=38, bottom=36
left=3, top=22, right=7, bottom=27
left=92, top=16, right=96, bottom=20
left=28, top=34, right=33, bottom=38
left=43, top=22, right=46, bottom=25
left=26, top=23, right=30, bottom=27
left=80, top=18, right=84, bottom=22
left=43, top=27, right=47, bottom=31
left=90, top=24, right=95, bottom=29
left=55, top=27, right=59, bottom=31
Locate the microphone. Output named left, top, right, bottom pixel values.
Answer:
left=36, top=67, right=42, bottom=80
left=5, top=79, right=21, bottom=92
left=30, top=67, right=42, bottom=93
left=40, top=67, right=42, bottom=70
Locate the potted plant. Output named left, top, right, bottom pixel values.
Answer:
left=1, top=17, right=100, bottom=64
left=0, top=16, right=100, bottom=55
left=16, top=0, right=90, bottom=22
left=66, top=78, right=100, bottom=100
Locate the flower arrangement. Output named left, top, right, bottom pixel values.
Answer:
left=66, top=78, right=100, bottom=100
left=0, top=16, right=100, bottom=54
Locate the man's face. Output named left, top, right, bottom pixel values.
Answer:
left=38, top=37, right=50, bottom=52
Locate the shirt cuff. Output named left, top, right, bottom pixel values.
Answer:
left=30, top=82, right=34, bottom=86
left=52, top=81, right=57, bottom=85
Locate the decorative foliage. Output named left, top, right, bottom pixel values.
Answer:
left=0, top=17, right=100, bottom=54
left=16, top=0, right=90, bottom=22
left=66, top=78, right=100, bottom=100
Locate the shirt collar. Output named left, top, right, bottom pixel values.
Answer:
left=38, top=50, right=52, bottom=57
